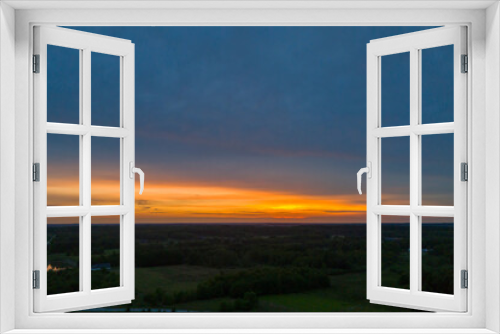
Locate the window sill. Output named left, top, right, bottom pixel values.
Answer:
left=3, top=330, right=498, bottom=334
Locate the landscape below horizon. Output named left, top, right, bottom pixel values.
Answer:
left=46, top=222, right=453, bottom=313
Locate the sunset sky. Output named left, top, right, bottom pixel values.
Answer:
left=46, top=26, right=454, bottom=224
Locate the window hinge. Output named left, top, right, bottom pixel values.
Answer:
left=461, top=270, right=468, bottom=289
left=33, top=163, right=40, bottom=182
left=461, top=162, right=468, bottom=182
left=461, top=54, right=468, bottom=73
left=33, top=54, right=40, bottom=73
left=33, top=270, right=40, bottom=289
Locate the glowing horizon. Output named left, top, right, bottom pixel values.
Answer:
left=48, top=174, right=369, bottom=223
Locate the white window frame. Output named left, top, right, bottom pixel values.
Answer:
left=33, top=26, right=136, bottom=313
left=366, top=26, right=468, bottom=312
left=0, top=1, right=499, bottom=333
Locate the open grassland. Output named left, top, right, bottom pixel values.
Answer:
left=55, top=223, right=450, bottom=312
left=135, top=265, right=242, bottom=295
left=259, top=273, right=412, bottom=312
left=133, top=266, right=412, bottom=312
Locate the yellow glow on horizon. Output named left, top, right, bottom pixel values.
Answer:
left=270, top=204, right=304, bottom=211
left=134, top=181, right=366, bottom=223
left=48, top=176, right=367, bottom=223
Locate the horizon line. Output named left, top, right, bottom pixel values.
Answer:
left=47, top=221, right=453, bottom=226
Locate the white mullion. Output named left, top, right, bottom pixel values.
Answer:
left=373, top=125, right=411, bottom=138
left=46, top=123, right=129, bottom=138
left=413, top=122, right=454, bottom=135
left=78, top=49, right=85, bottom=293
left=373, top=123, right=454, bottom=138
left=79, top=217, right=84, bottom=292
left=377, top=214, right=382, bottom=286
left=375, top=54, right=382, bottom=288
left=82, top=212, right=91, bottom=294
left=366, top=45, right=380, bottom=300
left=46, top=206, right=88, bottom=217
left=119, top=215, right=124, bottom=287
left=91, top=205, right=130, bottom=216
left=376, top=55, right=381, bottom=206
left=416, top=48, right=423, bottom=292
left=46, top=205, right=130, bottom=217
left=82, top=48, right=92, bottom=294
left=373, top=205, right=411, bottom=215
left=373, top=205, right=454, bottom=217
left=47, top=123, right=88, bottom=136
left=413, top=206, right=455, bottom=217
left=409, top=48, right=420, bottom=294
left=417, top=215, right=423, bottom=291
left=90, top=126, right=129, bottom=138
left=417, top=48, right=423, bottom=208
left=122, top=47, right=135, bottom=298
left=119, top=55, right=124, bottom=287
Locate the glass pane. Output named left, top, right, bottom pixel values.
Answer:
left=91, top=137, right=120, bottom=205
left=47, top=217, right=80, bottom=295
left=381, top=52, right=410, bottom=127
left=421, top=134, right=454, bottom=206
left=92, top=52, right=120, bottom=127
left=91, top=215, right=120, bottom=290
left=47, top=134, right=80, bottom=206
left=381, top=215, right=410, bottom=290
left=421, top=45, right=454, bottom=124
left=421, top=216, right=454, bottom=294
left=47, top=45, right=80, bottom=124
left=381, top=136, right=410, bottom=205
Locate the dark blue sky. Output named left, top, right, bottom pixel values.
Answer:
left=47, top=26, right=454, bottom=222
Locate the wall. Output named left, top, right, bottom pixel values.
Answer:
left=0, top=2, right=16, bottom=333
left=486, top=2, right=500, bottom=333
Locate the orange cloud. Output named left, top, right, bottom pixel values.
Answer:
left=133, top=181, right=366, bottom=223
left=47, top=177, right=121, bottom=206
left=47, top=176, right=367, bottom=223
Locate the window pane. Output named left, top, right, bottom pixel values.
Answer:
left=381, top=136, right=410, bottom=205
left=47, top=45, right=80, bottom=124
left=381, top=215, right=410, bottom=290
left=91, top=215, right=120, bottom=290
left=421, top=134, right=454, bottom=206
left=381, top=52, right=410, bottom=127
left=47, top=217, right=80, bottom=295
left=421, top=216, right=454, bottom=294
left=92, top=52, right=120, bottom=127
left=91, top=137, right=120, bottom=205
left=421, top=45, right=454, bottom=124
left=47, top=134, right=80, bottom=206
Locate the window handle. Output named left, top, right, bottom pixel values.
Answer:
left=129, top=162, right=145, bottom=195
left=357, top=162, right=371, bottom=195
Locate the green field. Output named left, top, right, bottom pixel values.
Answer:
left=129, top=265, right=412, bottom=312
left=259, top=274, right=411, bottom=312
left=135, top=265, right=242, bottom=295
left=46, top=223, right=451, bottom=312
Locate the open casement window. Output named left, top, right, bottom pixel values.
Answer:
left=364, top=26, right=467, bottom=312
left=33, top=26, right=141, bottom=312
